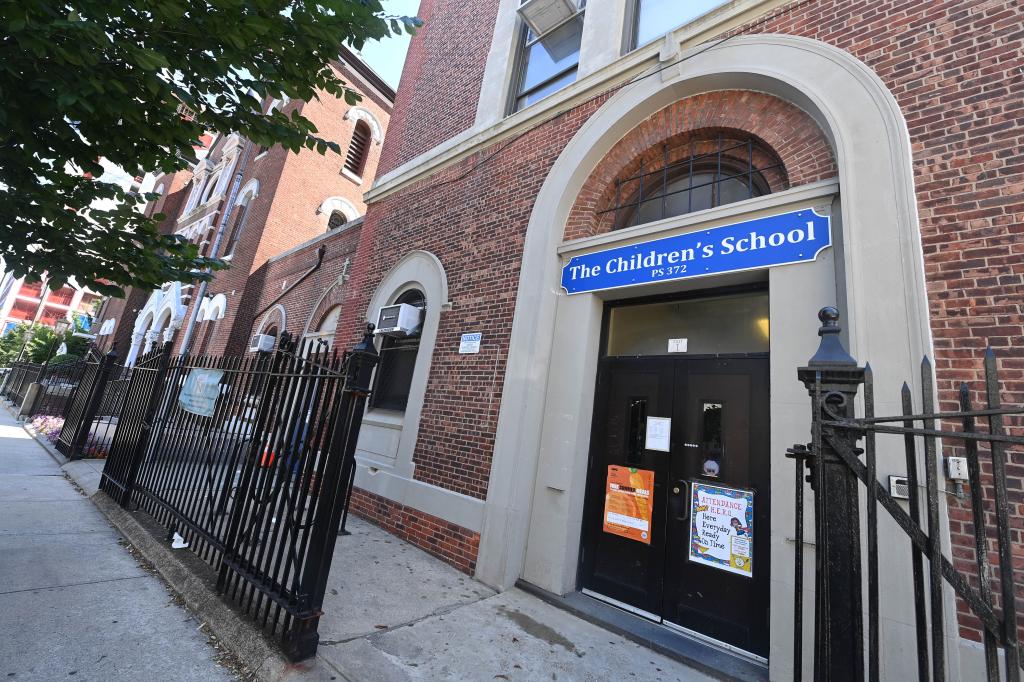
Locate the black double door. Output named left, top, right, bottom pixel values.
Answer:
left=579, top=355, right=770, bottom=658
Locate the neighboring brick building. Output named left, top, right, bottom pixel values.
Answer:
left=94, top=47, right=393, bottom=365
left=319, top=0, right=1021, bottom=678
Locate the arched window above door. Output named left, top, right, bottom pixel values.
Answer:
left=609, top=134, right=784, bottom=231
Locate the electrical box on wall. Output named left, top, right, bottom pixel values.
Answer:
left=375, top=303, right=422, bottom=337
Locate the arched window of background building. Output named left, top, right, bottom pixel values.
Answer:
left=200, top=171, right=222, bottom=204
left=343, top=121, right=371, bottom=178
left=302, top=305, right=341, bottom=355
left=224, top=180, right=259, bottom=257
left=370, top=289, right=425, bottom=412
left=327, top=210, right=347, bottom=230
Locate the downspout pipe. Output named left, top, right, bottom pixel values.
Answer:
left=177, top=138, right=254, bottom=356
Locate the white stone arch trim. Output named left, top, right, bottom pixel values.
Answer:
left=237, top=178, right=260, bottom=203
left=133, top=290, right=162, bottom=337
left=154, top=283, right=187, bottom=329
left=316, top=196, right=360, bottom=230
left=343, top=106, right=383, bottom=144
left=202, top=293, right=227, bottom=322
left=358, top=250, right=450, bottom=480
left=477, top=35, right=936, bottom=665
left=257, top=304, right=286, bottom=335
left=302, top=282, right=342, bottom=336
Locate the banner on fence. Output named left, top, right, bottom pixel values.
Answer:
left=178, top=369, right=224, bottom=417
left=688, top=482, right=754, bottom=577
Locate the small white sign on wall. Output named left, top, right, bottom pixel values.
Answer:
left=645, top=417, right=672, bottom=452
left=459, top=332, right=482, bottom=354
left=668, top=338, right=688, bottom=353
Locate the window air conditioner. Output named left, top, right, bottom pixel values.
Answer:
left=517, top=0, right=578, bottom=37
left=375, top=303, right=422, bottom=337
left=249, top=333, right=276, bottom=352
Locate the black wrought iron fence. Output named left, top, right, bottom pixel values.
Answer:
left=99, top=325, right=378, bottom=660
left=2, top=361, right=41, bottom=408
left=788, top=308, right=1023, bottom=681
left=31, top=359, right=88, bottom=417
left=55, top=349, right=119, bottom=460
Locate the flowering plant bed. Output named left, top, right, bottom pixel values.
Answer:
left=28, top=415, right=109, bottom=459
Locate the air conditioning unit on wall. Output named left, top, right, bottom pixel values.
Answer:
left=375, top=303, right=423, bottom=338
left=518, top=0, right=579, bottom=37
left=249, top=333, right=276, bottom=353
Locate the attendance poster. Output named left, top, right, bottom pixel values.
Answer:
left=688, top=482, right=754, bottom=577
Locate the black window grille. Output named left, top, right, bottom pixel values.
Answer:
left=344, top=121, right=371, bottom=177
left=370, top=289, right=425, bottom=412
left=604, top=136, right=781, bottom=231
left=327, top=210, right=346, bottom=231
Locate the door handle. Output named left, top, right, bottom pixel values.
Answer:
left=668, top=480, right=689, bottom=522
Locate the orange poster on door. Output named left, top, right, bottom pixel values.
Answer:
left=603, top=465, right=655, bottom=544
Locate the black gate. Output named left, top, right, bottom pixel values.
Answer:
left=790, top=308, right=1023, bottom=681
left=99, top=325, right=377, bottom=660
left=55, top=348, right=118, bottom=459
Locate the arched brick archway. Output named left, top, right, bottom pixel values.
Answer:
left=564, top=90, right=837, bottom=241
left=304, top=282, right=346, bottom=336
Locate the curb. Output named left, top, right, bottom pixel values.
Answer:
left=88, top=494, right=341, bottom=682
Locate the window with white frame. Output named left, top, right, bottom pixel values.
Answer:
left=200, top=171, right=222, bottom=204
left=370, top=289, right=425, bottom=412
left=628, top=0, right=729, bottom=50
left=343, top=121, right=371, bottom=178
left=511, top=0, right=586, bottom=113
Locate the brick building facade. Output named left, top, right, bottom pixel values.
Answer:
left=96, top=47, right=393, bottom=365
left=92, top=1, right=1021, bottom=676
left=328, top=0, right=1020, bottom=678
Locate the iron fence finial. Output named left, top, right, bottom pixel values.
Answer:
left=808, top=306, right=857, bottom=367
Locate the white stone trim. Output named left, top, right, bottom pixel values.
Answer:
left=356, top=251, right=450, bottom=480
left=343, top=106, right=384, bottom=144
left=353, top=463, right=486, bottom=533
left=237, top=178, right=260, bottom=203
left=256, top=304, right=286, bottom=336
left=316, top=196, right=361, bottom=231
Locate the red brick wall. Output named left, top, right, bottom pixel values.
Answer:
left=376, top=0, right=498, bottom=175
left=353, top=0, right=1022, bottom=624
left=174, top=65, right=391, bottom=358
left=349, top=487, right=481, bottom=574
left=243, top=223, right=363, bottom=344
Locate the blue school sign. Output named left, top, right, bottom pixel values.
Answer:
left=561, top=208, right=831, bottom=295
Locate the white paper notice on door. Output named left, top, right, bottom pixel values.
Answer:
left=644, top=416, right=671, bottom=452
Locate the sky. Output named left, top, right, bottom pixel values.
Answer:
left=355, top=0, right=422, bottom=89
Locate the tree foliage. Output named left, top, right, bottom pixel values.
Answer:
left=0, top=321, right=90, bottom=364
left=0, top=1, right=418, bottom=297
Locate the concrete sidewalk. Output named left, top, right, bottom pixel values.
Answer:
left=0, top=409, right=238, bottom=681
left=13, top=409, right=721, bottom=681
left=315, top=519, right=716, bottom=681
